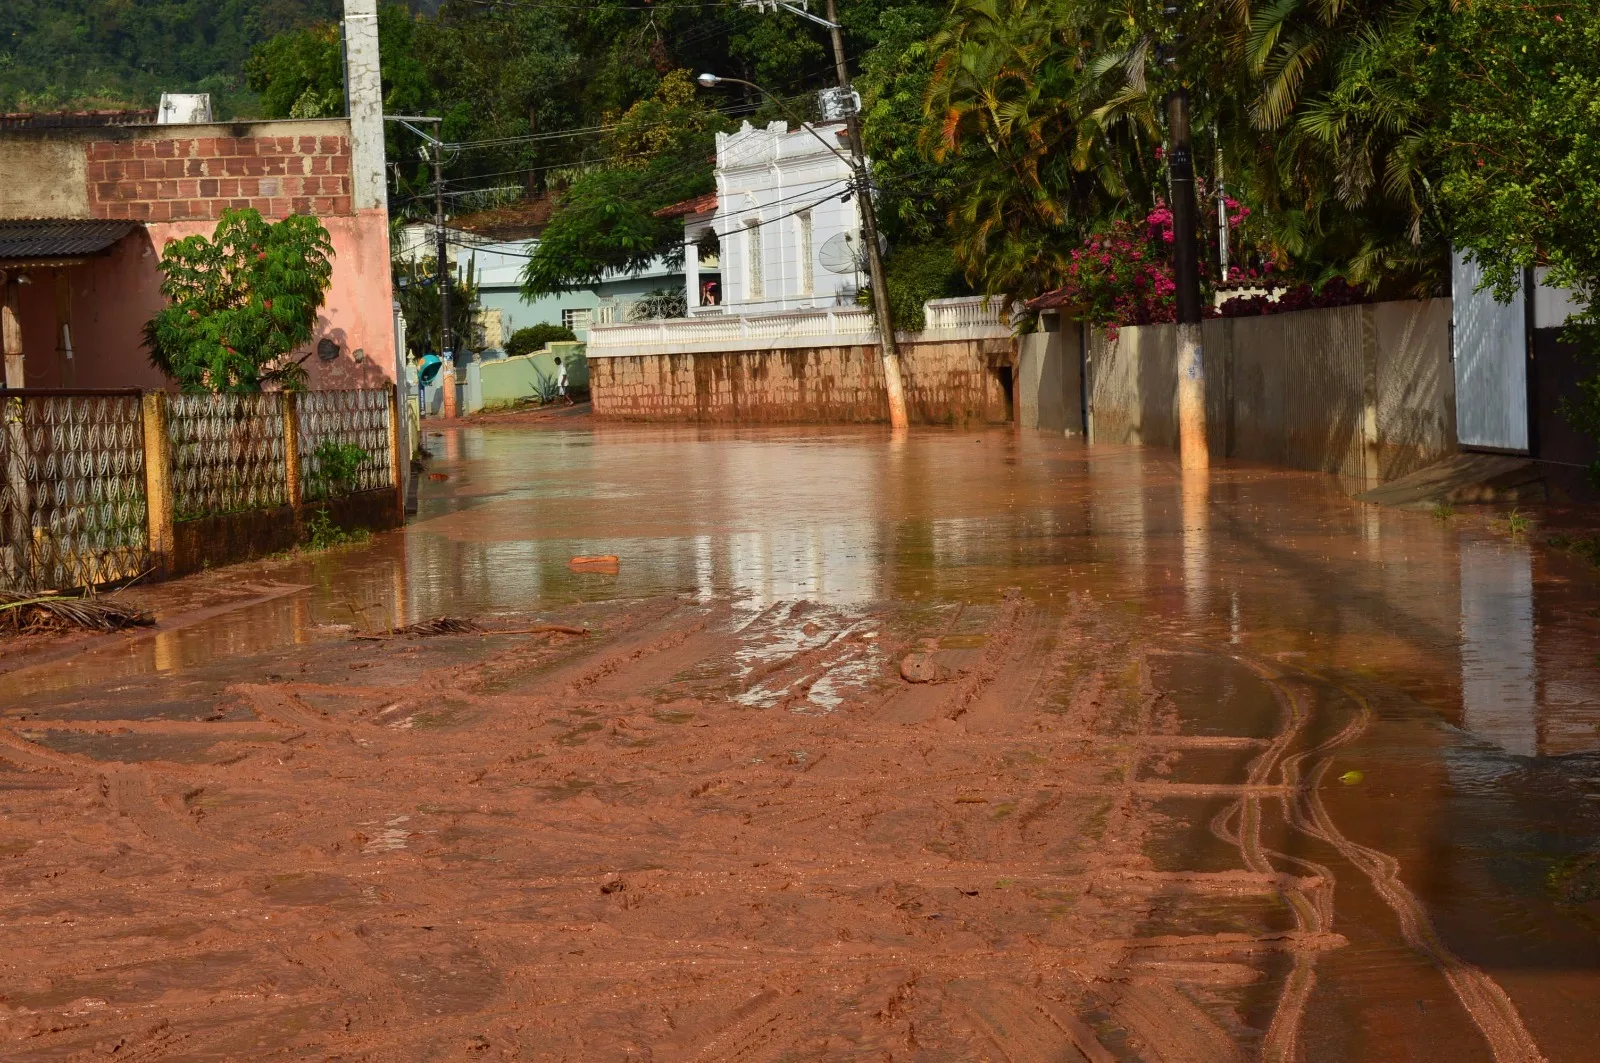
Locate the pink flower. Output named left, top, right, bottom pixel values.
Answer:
left=1162, top=231, right=1175, bottom=244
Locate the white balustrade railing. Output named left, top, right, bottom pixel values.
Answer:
left=923, top=296, right=1010, bottom=331
left=587, top=296, right=1009, bottom=355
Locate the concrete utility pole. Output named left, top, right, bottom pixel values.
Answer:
left=1167, top=89, right=1207, bottom=470
left=432, top=137, right=452, bottom=363
left=820, top=0, right=909, bottom=429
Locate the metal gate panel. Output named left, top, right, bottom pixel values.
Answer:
left=1452, top=249, right=1528, bottom=451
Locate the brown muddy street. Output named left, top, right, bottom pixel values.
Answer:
left=1, top=423, right=1598, bottom=1062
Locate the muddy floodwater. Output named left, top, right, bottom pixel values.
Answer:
left=1, top=423, right=1597, bottom=1062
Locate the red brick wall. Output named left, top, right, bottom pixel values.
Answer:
left=86, top=133, right=353, bottom=223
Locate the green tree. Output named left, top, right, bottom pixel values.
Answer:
left=1430, top=1, right=1599, bottom=307
left=520, top=71, right=731, bottom=296
left=0, top=0, right=343, bottom=114
left=393, top=249, right=482, bottom=359
left=145, top=208, right=335, bottom=393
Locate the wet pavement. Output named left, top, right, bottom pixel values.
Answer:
left=1, top=423, right=1597, bottom=1061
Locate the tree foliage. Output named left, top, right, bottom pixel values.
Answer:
left=0, top=0, right=346, bottom=113
left=392, top=248, right=482, bottom=359
left=519, top=71, right=732, bottom=296
left=145, top=209, right=334, bottom=393
left=505, top=324, right=577, bottom=358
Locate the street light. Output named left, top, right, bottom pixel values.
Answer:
left=696, top=67, right=909, bottom=429
left=696, top=73, right=856, bottom=169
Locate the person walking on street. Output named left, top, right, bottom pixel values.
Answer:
left=556, top=356, right=575, bottom=406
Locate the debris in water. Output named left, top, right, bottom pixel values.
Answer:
left=397, top=616, right=483, bottom=637
left=0, top=591, right=154, bottom=634
left=570, top=555, right=620, bottom=573
left=1338, top=770, right=1365, bottom=785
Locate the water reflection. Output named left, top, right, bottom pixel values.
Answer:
left=1459, top=539, right=1538, bottom=757
left=2, top=425, right=1598, bottom=768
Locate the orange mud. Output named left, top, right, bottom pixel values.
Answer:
left=0, top=424, right=1596, bottom=1061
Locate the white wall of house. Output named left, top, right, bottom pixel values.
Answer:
left=709, top=120, right=862, bottom=315
left=394, top=226, right=714, bottom=344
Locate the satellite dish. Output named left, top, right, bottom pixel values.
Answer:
left=818, top=231, right=885, bottom=275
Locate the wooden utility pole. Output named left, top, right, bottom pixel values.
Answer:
left=822, top=0, right=909, bottom=429
left=1168, top=89, right=1208, bottom=470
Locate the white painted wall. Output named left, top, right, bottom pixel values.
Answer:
left=712, top=121, right=862, bottom=314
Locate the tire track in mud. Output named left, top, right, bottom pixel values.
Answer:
left=1077, top=645, right=1343, bottom=1062
left=8, top=589, right=1547, bottom=1062
left=1271, top=670, right=1548, bottom=1063
left=1132, top=647, right=1549, bottom=1063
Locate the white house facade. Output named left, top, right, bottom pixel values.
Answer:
left=680, top=120, right=863, bottom=316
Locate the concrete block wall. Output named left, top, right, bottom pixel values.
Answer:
left=1082, top=299, right=1455, bottom=482
left=587, top=338, right=1014, bottom=425
left=1016, top=326, right=1083, bottom=436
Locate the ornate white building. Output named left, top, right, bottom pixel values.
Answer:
left=672, top=120, right=864, bottom=315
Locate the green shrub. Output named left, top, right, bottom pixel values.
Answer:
left=858, top=242, right=967, bottom=331
left=310, top=440, right=369, bottom=499
left=505, top=324, right=577, bottom=358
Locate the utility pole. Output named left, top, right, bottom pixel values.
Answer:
left=432, top=137, right=452, bottom=363
left=821, top=0, right=908, bottom=429
left=1168, top=88, right=1207, bottom=470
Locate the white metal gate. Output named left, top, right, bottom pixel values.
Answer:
left=1452, top=249, right=1529, bottom=452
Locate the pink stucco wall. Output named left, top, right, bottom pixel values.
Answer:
left=9, top=210, right=395, bottom=390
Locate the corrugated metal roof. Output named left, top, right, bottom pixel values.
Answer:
left=0, top=220, right=140, bottom=261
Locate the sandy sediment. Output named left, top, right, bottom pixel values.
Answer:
left=0, top=591, right=1546, bottom=1061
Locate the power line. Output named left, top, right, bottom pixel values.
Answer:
left=442, top=93, right=813, bottom=152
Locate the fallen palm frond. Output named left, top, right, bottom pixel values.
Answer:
left=0, top=591, right=155, bottom=634
left=352, top=619, right=590, bottom=641
left=396, top=616, right=483, bottom=637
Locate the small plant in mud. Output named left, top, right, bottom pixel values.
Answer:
left=1431, top=502, right=1456, bottom=521
left=304, top=507, right=370, bottom=550
left=1547, top=534, right=1600, bottom=566
left=1503, top=509, right=1533, bottom=536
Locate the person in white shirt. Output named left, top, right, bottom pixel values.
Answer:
left=556, top=356, right=574, bottom=406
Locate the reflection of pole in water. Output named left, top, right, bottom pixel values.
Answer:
left=1089, top=452, right=1145, bottom=596
left=1182, top=470, right=1209, bottom=620
left=1459, top=539, right=1537, bottom=757
left=694, top=534, right=715, bottom=601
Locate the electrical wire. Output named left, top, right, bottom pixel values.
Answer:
left=442, top=93, right=813, bottom=152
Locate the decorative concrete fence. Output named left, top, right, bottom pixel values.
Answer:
left=0, top=386, right=401, bottom=593
left=587, top=296, right=1012, bottom=357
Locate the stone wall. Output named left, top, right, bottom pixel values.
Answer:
left=589, top=337, right=1015, bottom=425
left=1079, top=300, right=1455, bottom=482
